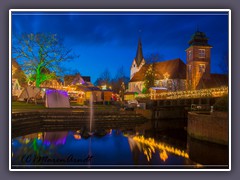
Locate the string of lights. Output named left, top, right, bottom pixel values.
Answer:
left=149, top=87, right=228, bottom=100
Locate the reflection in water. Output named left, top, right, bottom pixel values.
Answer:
left=160, top=150, right=168, bottom=162
left=43, top=132, right=68, bottom=146
left=128, top=136, right=189, bottom=163
left=11, top=129, right=228, bottom=168
left=73, top=132, right=81, bottom=140
left=187, top=137, right=228, bottom=166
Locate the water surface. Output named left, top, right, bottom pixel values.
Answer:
left=11, top=129, right=228, bottom=169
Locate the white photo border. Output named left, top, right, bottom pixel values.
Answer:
left=9, top=9, right=231, bottom=172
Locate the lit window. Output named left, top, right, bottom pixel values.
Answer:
left=199, top=49, right=205, bottom=58
left=199, top=64, right=205, bottom=73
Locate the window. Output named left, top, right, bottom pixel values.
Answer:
left=159, top=81, right=163, bottom=87
left=199, top=49, right=205, bottom=58
left=188, top=65, right=192, bottom=74
left=187, top=65, right=192, bottom=77
left=188, top=50, right=192, bottom=60
left=199, top=64, right=206, bottom=73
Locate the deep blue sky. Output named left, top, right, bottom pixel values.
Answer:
left=12, top=11, right=229, bottom=83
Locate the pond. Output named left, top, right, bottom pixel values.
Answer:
left=11, top=129, right=228, bottom=169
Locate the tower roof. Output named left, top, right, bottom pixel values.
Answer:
left=135, top=38, right=144, bottom=66
left=188, top=31, right=212, bottom=47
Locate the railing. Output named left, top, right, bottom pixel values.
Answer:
left=150, top=87, right=228, bottom=100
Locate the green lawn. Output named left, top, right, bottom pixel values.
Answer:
left=12, top=101, right=119, bottom=111
left=12, top=101, right=46, bottom=110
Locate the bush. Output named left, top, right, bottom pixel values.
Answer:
left=142, top=88, right=147, bottom=94
left=213, top=95, right=228, bottom=112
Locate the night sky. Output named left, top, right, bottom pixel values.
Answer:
left=11, top=10, right=229, bottom=83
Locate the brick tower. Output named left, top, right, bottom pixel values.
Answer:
left=186, top=31, right=212, bottom=90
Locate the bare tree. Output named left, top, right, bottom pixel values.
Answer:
left=145, top=53, right=164, bottom=64
left=12, top=33, right=77, bottom=87
left=94, top=68, right=111, bottom=87
left=111, top=66, right=129, bottom=99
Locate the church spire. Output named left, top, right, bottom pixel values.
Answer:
left=135, top=38, right=144, bottom=67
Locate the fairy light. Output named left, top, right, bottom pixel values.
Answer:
left=149, top=87, right=228, bottom=100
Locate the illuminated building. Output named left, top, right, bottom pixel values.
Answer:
left=64, top=73, right=93, bottom=87
left=129, top=58, right=187, bottom=92
left=128, top=31, right=228, bottom=94
left=186, top=31, right=212, bottom=90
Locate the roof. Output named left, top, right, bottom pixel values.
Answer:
left=64, top=74, right=86, bottom=86
left=74, top=85, right=102, bottom=92
left=135, top=38, right=144, bottom=67
left=197, top=74, right=228, bottom=89
left=82, top=76, right=91, bottom=82
left=131, top=85, right=142, bottom=94
left=188, top=31, right=212, bottom=47
left=12, top=59, right=27, bottom=87
left=12, top=78, right=20, bottom=86
left=130, top=58, right=186, bottom=82
left=87, top=86, right=101, bottom=91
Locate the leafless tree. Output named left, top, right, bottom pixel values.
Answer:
left=94, top=68, right=112, bottom=87
left=12, top=33, right=78, bottom=87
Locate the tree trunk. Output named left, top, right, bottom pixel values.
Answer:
left=36, top=67, right=41, bottom=88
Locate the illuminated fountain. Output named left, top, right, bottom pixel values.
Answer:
left=89, top=93, right=94, bottom=135
left=88, top=94, right=94, bottom=165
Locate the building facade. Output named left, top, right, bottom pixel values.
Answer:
left=128, top=31, right=228, bottom=93
left=186, top=31, right=212, bottom=90
left=129, top=58, right=187, bottom=93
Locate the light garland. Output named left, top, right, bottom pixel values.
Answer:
left=150, top=87, right=228, bottom=100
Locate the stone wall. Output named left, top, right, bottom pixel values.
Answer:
left=187, top=111, right=228, bottom=145
left=154, top=108, right=187, bottom=119
left=135, top=109, right=153, bottom=119
left=12, top=111, right=147, bottom=138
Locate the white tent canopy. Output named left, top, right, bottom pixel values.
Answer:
left=18, top=86, right=44, bottom=103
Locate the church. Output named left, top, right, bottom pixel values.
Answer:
left=128, top=31, right=228, bottom=93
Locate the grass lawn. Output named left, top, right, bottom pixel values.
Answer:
left=12, top=101, right=46, bottom=110
left=12, top=101, right=119, bottom=111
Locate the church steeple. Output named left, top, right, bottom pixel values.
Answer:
left=135, top=38, right=144, bottom=67
left=130, top=38, right=146, bottom=79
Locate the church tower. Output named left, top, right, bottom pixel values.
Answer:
left=186, top=31, right=212, bottom=90
left=130, top=38, right=145, bottom=79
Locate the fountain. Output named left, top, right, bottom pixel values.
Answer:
left=89, top=93, right=94, bottom=135
left=88, top=93, right=94, bottom=166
